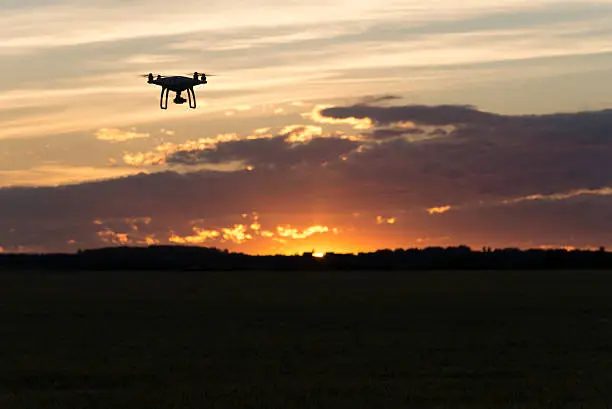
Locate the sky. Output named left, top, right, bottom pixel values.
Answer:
left=0, top=0, right=611, bottom=254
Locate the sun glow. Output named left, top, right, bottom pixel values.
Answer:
left=312, top=251, right=326, bottom=258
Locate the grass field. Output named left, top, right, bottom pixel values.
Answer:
left=1, top=269, right=612, bottom=408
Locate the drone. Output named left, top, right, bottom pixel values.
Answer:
left=140, top=72, right=215, bottom=109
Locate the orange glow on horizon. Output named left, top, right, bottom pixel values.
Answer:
left=89, top=212, right=464, bottom=256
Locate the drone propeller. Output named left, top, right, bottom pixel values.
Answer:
left=185, top=72, right=218, bottom=77
left=139, top=73, right=166, bottom=78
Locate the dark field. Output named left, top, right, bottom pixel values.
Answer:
left=1, top=270, right=612, bottom=408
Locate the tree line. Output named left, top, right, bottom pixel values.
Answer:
left=0, top=245, right=610, bottom=271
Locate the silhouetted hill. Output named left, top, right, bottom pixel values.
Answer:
left=0, top=245, right=610, bottom=271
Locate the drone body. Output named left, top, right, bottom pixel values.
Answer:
left=142, top=72, right=213, bottom=109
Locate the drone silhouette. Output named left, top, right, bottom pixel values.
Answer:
left=140, top=72, right=215, bottom=109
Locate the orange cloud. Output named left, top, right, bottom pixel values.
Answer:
left=281, top=125, right=323, bottom=143
left=276, top=225, right=337, bottom=239
left=122, top=151, right=166, bottom=167
left=254, top=127, right=271, bottom=135
left=121, top=127, right=361, bottom=170
left=94, top=214, right=341, bottom=250
left=122, top=133, right=247, bottom=167
left=93, top=217, right=159, bottom=246
left=97, top=229, right=130, bottom=245
left=427, top=205, right=452, bottom=215
left=121, top=217, right=152, bottom=231
left=376, top=216, right=396, bottom=224
left=249, top=213, right=262, bottom=233
left=152, top=137, right=238, bottom=159
left=169, top=227, right=220, bottom=244
left=95, top=128, right=150, bottom=143
left=141, top=236, right=160, bottom=246
left=221, top=224, right=253, bottom=244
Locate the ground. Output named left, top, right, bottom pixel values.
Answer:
left=0, top=269, right=611, bottom=408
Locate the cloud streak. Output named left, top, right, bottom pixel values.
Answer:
left=0, top=165, right=145, bottom=188
left=95, top=128, right=150, bottom=143
left=1, top=1, right=571, bottom=53
left=502, top=187, right=612, bottom=205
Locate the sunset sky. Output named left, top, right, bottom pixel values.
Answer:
left=1, top=0, right=611, bottom=254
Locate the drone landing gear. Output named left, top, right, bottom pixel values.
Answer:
left=160, top=87, right=170, bottom=110
left=187, top=87, right=196, bottom=109
left=159, top=88, right=197, bottom=109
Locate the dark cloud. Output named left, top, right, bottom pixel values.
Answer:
left=421, top=197, right=612, bottom=249
left=1, top=104, right=611, bottom=252
left=321, top=104, right=498, bottom=126
left=322, top=104, right=612, bottom=200
left=366, top=127, right=425, bottom=140
left=167, top=133, right=359, bottom=168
